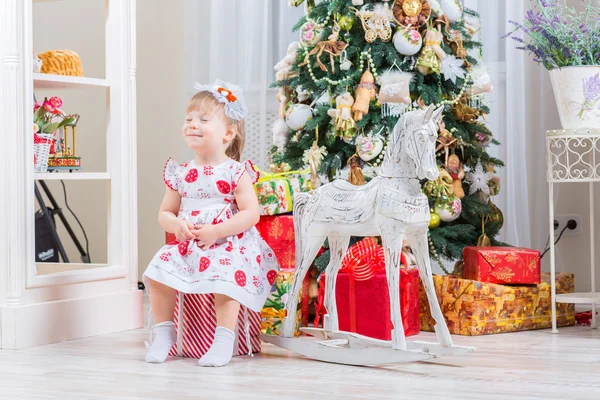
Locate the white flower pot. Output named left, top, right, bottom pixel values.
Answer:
left=549, top=66, right=600, bottom=130
left=33, top=133, right=53, bottom=173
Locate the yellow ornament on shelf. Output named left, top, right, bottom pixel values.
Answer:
left=429, top=212, right=441, bottom=229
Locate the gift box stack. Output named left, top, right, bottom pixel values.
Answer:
left=420, top=246, right=576, bottom=336
left=316, top=238, right=420, bottom=340
left=255, top=214, right=314, bottom=335
left=260, top=269, right=302, bottom=337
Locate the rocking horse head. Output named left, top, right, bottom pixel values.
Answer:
left=381, top=104, right=443, bottom=181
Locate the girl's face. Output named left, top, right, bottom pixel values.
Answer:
left=182, top=109, right=234, bottom=154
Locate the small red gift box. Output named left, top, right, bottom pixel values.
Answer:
left=315, top=238, right=420, bottom=339
left=463, top=246, right=541, bottom=285
left=255, top=215, right=295, bottom=270
left=168, top=292, right=261, bottom=359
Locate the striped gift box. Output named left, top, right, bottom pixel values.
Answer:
left=168, top=292, right=261, bottom=358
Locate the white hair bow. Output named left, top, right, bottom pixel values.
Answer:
left=193, top=79, right=248, bottom=121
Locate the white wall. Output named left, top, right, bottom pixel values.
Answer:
left=136, top=0, right=186, bottom=281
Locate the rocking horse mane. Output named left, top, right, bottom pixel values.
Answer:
left=383, top=108, right=423, bottom=163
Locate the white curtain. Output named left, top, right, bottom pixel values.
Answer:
left=464, top=0, right=561, bottom=259
left=183, top=0, right=304, bottom=169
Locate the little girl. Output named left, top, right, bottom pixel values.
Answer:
left=143, top=79, right=279, bottom=367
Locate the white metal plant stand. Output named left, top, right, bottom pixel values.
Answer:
left=546, top=129, right=600, bottom=332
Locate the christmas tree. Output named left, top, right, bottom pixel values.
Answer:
left=271, top=0, right=505, bottom=273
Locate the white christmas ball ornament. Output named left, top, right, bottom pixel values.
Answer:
left=441, top=0, right=463, bottom=23
left=429, top=0, right=444, bottom=17
left=393, top=29, right=423, bottom=56
left=285, top=104, right=313, bottom=131
left=434, top=196, right=462, bottom=222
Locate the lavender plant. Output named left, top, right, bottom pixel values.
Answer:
left=505, top=0, right=600, bottom=69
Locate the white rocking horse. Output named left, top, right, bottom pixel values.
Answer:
left=261, top=105, right=475, bottom=366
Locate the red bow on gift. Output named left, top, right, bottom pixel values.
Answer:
left=314, top=238, right=410, bottom=329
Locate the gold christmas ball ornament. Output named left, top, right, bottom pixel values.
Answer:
left=403, top=0, right=423, bottom=16
left=486, top=203, right=504, bottom=230
left=393, top=0, right=431, bottom=28
left=429, top=212, right=441, bottom=229
left=339, top=14, right=355, bottom=31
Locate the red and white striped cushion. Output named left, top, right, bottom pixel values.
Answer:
left=168, top=292, right=261, bottom=359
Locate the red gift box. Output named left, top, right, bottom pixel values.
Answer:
left=463, top=246, right=541, bottom=285
left=255, top=215, right=295, bottom=270
left=168, top=292, right=261, bottom=359
left=315, top=238, right=420, bottom=339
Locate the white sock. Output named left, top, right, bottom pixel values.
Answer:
left=145, top=321, right=176, bottom=363
left=198, top=326, right=235, bottom=367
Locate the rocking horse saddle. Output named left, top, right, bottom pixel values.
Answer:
left=330, top=177, right=380, bottom=192
left=310, top=178, right=381, bottom=225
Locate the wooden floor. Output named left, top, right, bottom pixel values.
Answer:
left=1, top=309, right=599, bottom=400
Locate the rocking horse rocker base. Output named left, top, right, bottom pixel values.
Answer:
left=261, top=326, right=475, bottom=367
left=263, top=106, right=476, bottom=367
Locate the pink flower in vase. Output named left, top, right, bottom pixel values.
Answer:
left=43, top=101, right=56, bottom=114
left=48, top=96, right=63, bottom=108
left=33, top=102, right=43, bottom=112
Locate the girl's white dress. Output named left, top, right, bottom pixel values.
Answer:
left=143, top=158, right=280, bottom=312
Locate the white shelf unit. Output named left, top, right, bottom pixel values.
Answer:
left=0, top=0, right=142, bottom=349
left=546, top=129, right=600, bottom=332
left=33, top=73, right=109, bottom=89
left=34, top=172, right=111, bottom=180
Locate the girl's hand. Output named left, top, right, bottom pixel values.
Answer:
left=175, top=220, right=196, bottom=241
left=194, top=225, right=219, bottom=250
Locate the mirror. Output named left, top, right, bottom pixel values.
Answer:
left=35, top=179, right=108, bottom=275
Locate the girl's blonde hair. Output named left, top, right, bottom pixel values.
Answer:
left=187, top=91, right=245, bottom=162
